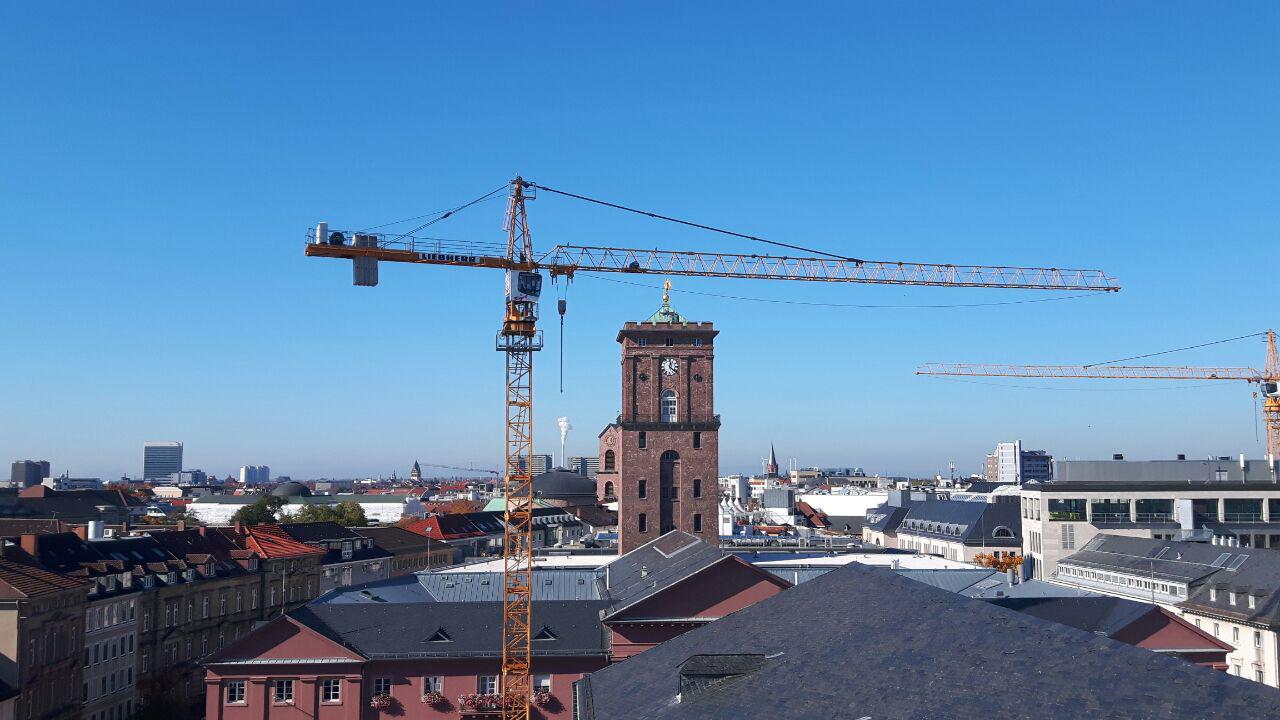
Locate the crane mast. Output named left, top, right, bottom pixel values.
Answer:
left=917, top=330, right=1280, bottom=458
left=303, top=176, right=1121, bottom=719
left=496, top=178, right=539, bottom=720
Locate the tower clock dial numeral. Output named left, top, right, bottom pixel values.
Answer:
left=660, top=358, right=679, bottom=376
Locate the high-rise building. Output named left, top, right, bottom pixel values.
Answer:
left=985, top=441, right=1052, bottom=484
left=597, top=296, right=720, bottom=552
left=238, top=465, right=271, bottom=485
left=519, top=454, right=553, bottom=476
left=143, top=441, right=183, bottom=482
left=567, top=455, right=600, bottom=479
left=10, top=460, right=51, bottom=488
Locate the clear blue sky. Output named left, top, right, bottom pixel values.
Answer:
left=2, top=3, right=1277, bottom=480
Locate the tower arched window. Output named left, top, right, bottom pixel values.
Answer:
left=992, top=526, right=1015, bottom=539
left=660, top=390, right=678, bottom=423
left=603, top=481, right=616, bottom=500
left=603, top=450, right=616, bottom=472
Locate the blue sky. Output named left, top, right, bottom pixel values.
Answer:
left=2, top=3, right=1277, bottom=480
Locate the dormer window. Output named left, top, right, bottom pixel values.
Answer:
left=1210, top=587, right=1217, bottom=602
left=248, top=558, right=258, bottom=571
left=1250, top=595, right=1258, bottom=609
left=1230, top=592, right=1238, bottom=606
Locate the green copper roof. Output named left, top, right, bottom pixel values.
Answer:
left=645, top=302, right=687, bottom=324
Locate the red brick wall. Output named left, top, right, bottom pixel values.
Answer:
left=611, top=321, right=721, bottom=553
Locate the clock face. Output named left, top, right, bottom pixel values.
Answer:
left=661, top=358, right=679, bottom=376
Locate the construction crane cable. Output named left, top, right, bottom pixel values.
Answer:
left=579, top=273, right=1105, bottom=309
left=381, top=185, right=509, bottom=244
left=1082, top=331, right=1268, bottom=368
left=527, top=181, right=864, bottom=263
left=921, top=376, right=1225, bottom=392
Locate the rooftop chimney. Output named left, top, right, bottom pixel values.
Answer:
left=19, top=533, right=40, bottom=557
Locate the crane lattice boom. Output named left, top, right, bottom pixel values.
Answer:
left=916, top=364, right=1263, bottom=381
left=305, top=234, right=1121, bottom=291
left=917, top=330, right=1280, bottom=459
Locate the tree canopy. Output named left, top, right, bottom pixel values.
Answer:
left=229, top=496, right=288, bottom=526
left=282, top=501, right=368, bottom=527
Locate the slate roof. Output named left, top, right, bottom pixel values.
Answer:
left=422, top=569, right=603, bottom=603
left=574, top=562, right=1280, bottom=720
left=0, top=487, right=142, bottom=520
left=351, top=526, right=437, bottom=554
left=986, top=596, right=1157, bottom=637
left=292, top=600, right=610, bottom=658
left=598, top=531, right=731, bottom=618
left=1060, top=534, right=1280, bottom=627
left=897, top=500, right=1021, bottom=545
left=276, top=522, right=392, bottom=565
left=530, top=470, right=599, bottom=498
left=862, top=504, right=909, bottom=534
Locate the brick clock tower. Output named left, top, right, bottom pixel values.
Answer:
left=598, top=289, right=719, bottom=553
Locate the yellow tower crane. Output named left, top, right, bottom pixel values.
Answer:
left=916, top=330, right=1280, bottom=458
left=305, top=176, right=1120, bottom=719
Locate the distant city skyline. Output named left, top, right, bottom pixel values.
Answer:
left=2, top=4, right=1276, bottom=479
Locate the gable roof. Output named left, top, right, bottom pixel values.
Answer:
left=291, top=600, right=609, bottom=658
left=351, top=526, right=438, bottom=554
left=599, top=531, right=727, bottom=617
left=206, top=613, right=366, bottom=665
left=239, top=525, right=326, bottom=559
left=574, top=562, right=1280, bottom=720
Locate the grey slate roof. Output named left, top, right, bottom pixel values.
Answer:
left=292, top=600, right=609, bottom=658
left=862, top=504, right=909, bottom=534
left=574, top=562, right=1280, bottom=720
left=898, top=500, right=1021, bottom=545
left=985, top=596, right=1156, bottom=636
left=1061, top=534, right=1280, bottom=627
left=598, top=531, right=731, bottom=618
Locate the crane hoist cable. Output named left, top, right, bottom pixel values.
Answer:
left=527, top=181, right=863, bottom=263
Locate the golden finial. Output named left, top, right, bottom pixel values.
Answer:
left=662, top=279, right=672, bottom=306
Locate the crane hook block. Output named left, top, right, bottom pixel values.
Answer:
left=558, top=299, right=567, bottom=316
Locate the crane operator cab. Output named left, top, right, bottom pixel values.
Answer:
left=503, top=270, right=542, bottom=337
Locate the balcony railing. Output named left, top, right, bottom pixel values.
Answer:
left=1134, top=512, right=1174, bottom=523
left=1048, top=511, right=1086, bottom=521
left=1091, top=513, right=1131, bottom=524
left=1223, top=513, right=1264, bottom=523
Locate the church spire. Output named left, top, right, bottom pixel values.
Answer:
left=411, top=460, right=422, bottom=481
left=766, top=443, right=779, bottom=477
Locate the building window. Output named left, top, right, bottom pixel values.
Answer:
left=1258, top=670, right=1266, bottom=683
left=1256, top=631, right=1263, bottom=647
left=637, top=338, right=647, bottom=347
left=1250, top=595, right=1258, bottom=609
left=603, top=450, right=616, bottom=472
left=638, top=480, right=647, bottom=499
left=693, top=338, right=703, bottom=347
left=1210, top=587, right=1217, bottom=601
left=321, top=679, right=341, bottom=703
left=693, top=432, right=701, bottom=449
left=220, top=595, right=227, bottom=615
left=603, top=481, right=616, bottom=499
left=477, top=675, right=498, bottom=695
left=638, top=432, right=647, bottom=449
left=251, top=588, right=259, bottom=609
left=202, top=596, right=210, bottom=618
left=1213, top=623, right=1220, bottom=637
left=373, top=677, right=392, bottom=696
left=693, top=478, right=702, bottom=498
left=693, top=513, right=702, bottom=532
left=638, top=513, right=648, bottom=533
left=225, top=681, right=246, bottom=705
left=1233, top=627, right=1240, bottom=643
left=273, top=679, right=294, bottom=704
left=660, top=390, right=678, bottom=423
left=423, top=676, right=443, bottom=695
left=534, top=674, right=552, bottom=693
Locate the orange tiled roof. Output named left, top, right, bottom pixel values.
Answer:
left=242, top=525, right=326, bottom=559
